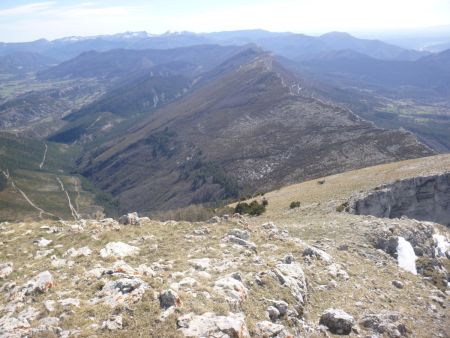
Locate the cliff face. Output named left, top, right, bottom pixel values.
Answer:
left=350, top=173, right=450, bottom=226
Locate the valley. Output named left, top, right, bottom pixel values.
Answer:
left=0, top=23, right=449, bottom=338
left=0, top=133, right=114, bottom=221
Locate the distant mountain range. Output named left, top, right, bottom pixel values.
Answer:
left=0, top=29, right=429, bottom=64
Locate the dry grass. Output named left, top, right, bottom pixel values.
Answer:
left=1, top=155, right=450, bottom=336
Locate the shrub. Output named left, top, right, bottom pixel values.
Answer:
left=317, top=179, right=325, bottom=185
left=336, top=202, right=349, bottom=212
left=289, top=201, right=301, bottom=209
left=234, top=200, right=266, bottom=216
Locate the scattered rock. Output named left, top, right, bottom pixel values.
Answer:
left=223, top=235, right=257, bottom=252
left=392, top=280, right=404, bottom=289
left=228, top=228, right=250, bottom=240
left=100, top=242, right=140, bottom=258
left=44, top=300, right=55, bottom=312
left=255, top=321, right=293, bottom=337
left=159, top=289, right=182, bottom=309
left=34, top=249, right=54, bottom=259
left=272, top=300, right=289, bottom=317
left=23, top=271, right=54, bottom=295
left=0, top=316, right=30, bottom=337
left=214, top=274, right=248, bottom=308
left=360, top=311, right=407, bottom=337
left=303, top=246, right=332, bottom=263
left=64, top=246, right=92, bottom=258
left=270, top=261, right=307, bottom=312
left=51, top=256, right=73, bottom=269
left=319, top=308, right=354, bottom=335
left=102, top=315, right=123, bottom=331
left=267, top=305, right=280, bottom=321
left=18, top=306, right=40, bottom=322
left=188, top=258, right=211, bottom=271
left=35, top=238, right=52, bottom=247
left=207, top=216, right=221, bottom=224
left=282, top=253, right=294, bottom=264
left=0, top=262, right=13, bottom=279
left=93, top=277, right=148, bottom=307
left=118, top=212, right=140, bottom=225
left=327, top=263, right=349, bottom=280
left=58, top=298, right=80, bottom=307
left=177, top=312, right=250, bottom=337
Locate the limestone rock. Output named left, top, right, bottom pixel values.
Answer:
left=223, top=235, right=257, bottom=252
left=58, top=298, right=80, bottom=307
left=271, top=262, right=307, bottom=311
left=360, top=311, right=407, bottom=337
left=272, top=300, right=288, bottom=317
left=94, top=277, right=148, bottom=307
left=100, top=242, right=140, bottom=258
left=35, top=238, right=52, bottom=247
left=64, top=246, right=92, bottom=258
left=267, top=306, right=280, bottom=321
left=102, top=315, right=123, bottom=331
left=188, top=258, right=211, bottom=271
left=0, top=262, right=13, bottom=279
left=319, top=308, right=354, bottom=335
left=118, top=212, right=140, bottom=225
left=303, top=246, right=332, bottom=263
left=207, top=216, right=221, bottom=224
left=24, top=271, right=54, bottom=295
left=177, top=312, right=250, bottom=338
left=214, top=274, right=248, bottom=308
left=34, top=249, right=54, bottom=259
left=255, top=321, right=293, bottom=337
left=0, top=316, right=31, bottom=337
left=228, top=229, right=250, bottom=240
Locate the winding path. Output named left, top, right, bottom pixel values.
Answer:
left=56, top=176, right=80, bottom=220
left=1, top=169, right=58, bottom=219
left=39, top=143, right=48, bottom=169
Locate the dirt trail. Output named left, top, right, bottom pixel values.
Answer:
left=39, top=143, right=48, bottom=169
left=56, top=176, right=80, bottom=220
left=1, top=168, right=58, bottom=219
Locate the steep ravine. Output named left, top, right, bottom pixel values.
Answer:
left=350, top=173, right=450, bottom=226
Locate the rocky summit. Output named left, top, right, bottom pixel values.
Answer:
left=0, top=154, right=449, bottom=337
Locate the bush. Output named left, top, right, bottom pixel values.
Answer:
left=289, top=201, right=301, bottom=209
left=336, top=202, right=349, bottom=213
left=234, top=200, right=266, bottom=216
left=317, top=179, right=325, bottom=185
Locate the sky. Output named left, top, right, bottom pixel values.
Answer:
left=1, top=0, right=450, bottom=42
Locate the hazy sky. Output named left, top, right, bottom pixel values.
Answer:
left=1, top=0, right=450, bottom=42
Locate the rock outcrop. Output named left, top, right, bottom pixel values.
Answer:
left=177, top=312, right=250, bottom=338
left=350, top=173, right=450, bottom=226
left=319, top=308, right=355, bottom=335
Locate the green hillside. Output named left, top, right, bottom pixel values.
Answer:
left=0, top=132, right=117, bottom=221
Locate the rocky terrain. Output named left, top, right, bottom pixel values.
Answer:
left=1, top=155, right=449, bottom=337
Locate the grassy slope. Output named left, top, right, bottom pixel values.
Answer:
left=0, top=132, right=116, bottom=221
left=0, top=155, right=448, bottom=336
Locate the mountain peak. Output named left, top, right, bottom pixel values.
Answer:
left=320, top=31, right=354, bottom=39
